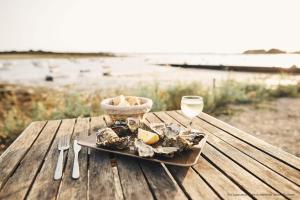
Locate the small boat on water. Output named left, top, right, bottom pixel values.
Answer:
left=102, top=65, right=112, bottom=76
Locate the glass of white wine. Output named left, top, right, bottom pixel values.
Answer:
left=181, top=96, right=204, bottom=131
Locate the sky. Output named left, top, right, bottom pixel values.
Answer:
left=0, top=0, right=300, bottom=53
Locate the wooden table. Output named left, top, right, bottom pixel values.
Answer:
left=0, top=111, right=299, bottom=200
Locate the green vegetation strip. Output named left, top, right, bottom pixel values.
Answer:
left=0, top=80, right=300, bottom=153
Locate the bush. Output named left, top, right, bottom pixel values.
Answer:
left=0, top=79, right=299, bottom=153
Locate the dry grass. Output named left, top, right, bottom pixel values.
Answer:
left=0, top=80, right=299, bottom=152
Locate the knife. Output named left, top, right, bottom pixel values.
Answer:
left=72, top=140, right=81, bottom=179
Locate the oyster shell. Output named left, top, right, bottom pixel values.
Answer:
left=153, top=146, right=179, bottom=157
left=150, top=123, right=181, bottom=138
left=134, top=139, right=179, bottom=158
left=96, top=127, right=130, bottom=149
left=162, top=136, right=190, bottom=151
left=180, top=129, right=205, bottom=146
left=149, top=123, right=165, bottom=138
left=96, top=122, right=205, bottom=158
left=126, top=117, right=141, bottom=133
left=134, top=139, right=154, bottom=157
left=165, top=123, right=181, bottom=138
left=150, top=122, right=205, bottom=151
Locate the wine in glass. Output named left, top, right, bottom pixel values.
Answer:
left=181, top=96, right=204, bottom=131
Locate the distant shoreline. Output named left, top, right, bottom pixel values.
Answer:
left=0, top=50, right=117, bottom=59
left=243, top=48, right=300, bottom=54
left=167, top=64, right=300, bottom=74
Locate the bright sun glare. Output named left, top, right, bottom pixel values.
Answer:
left=0, top=0, right=300, bottom=53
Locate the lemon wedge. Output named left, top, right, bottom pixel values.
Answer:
left=138, top=129, right=159, bottom=145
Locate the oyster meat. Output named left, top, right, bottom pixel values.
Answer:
left=134, top=139, right=154, bottom=157
left=150, top=122, right=205, bottom=151
left=180, top=129, right=205, bottom=146
left=153, top=146, right=179, bottom=157
left=96, top=127, right=130, bottom=149
left=110, top=118, right=142, bottom=136
left=95, top=121, right=205, bottom=158
left=149, top=123, right=166, bottom=138
left=166, top=123, right=181, bottom=137
left=134, top=139, right=179, bottom=158
left=126, top=117, right=141, bottom=133
left=150, top=123, right=181, bottom=138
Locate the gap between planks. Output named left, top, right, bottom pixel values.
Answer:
left=151, top=112, right=287, bottom=200
left=0, top=121, right=48, bottom=190
left=197, top=112, right=300, bottom=171
left=182, top=110, right=300, bottom=187
left=164, top=111, right=300, bottom=199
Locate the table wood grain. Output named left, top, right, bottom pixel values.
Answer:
left=0, top=111, right=299, bottom=200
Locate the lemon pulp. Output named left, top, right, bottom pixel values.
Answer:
left=137, top=129, right=159, bottom=145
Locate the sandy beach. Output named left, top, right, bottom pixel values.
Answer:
left=218, top=98, right=300, bottom=157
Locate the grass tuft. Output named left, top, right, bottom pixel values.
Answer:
left=0, top=79, right=299, bottom=152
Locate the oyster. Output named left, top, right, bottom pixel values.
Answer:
left=111, top=121, right=131, bottom=137
left=164, top=123, right=181, bottom=138
left=134, top=139, right=179, bottom=158
left=162, top=136, right=190, bottom=151
left=150, top=123, right=180, bottom=138
left=96, top=121, right=205, bottom=158
left=153, top=146, right=179, bottom=157
left=149, top=123, right=166, bottom=138
left=150, top=122, right=205, bottom=151
left=126, top=117, right=141, bottom=133
left=180, top=129, right=205, bottom=146
left=96, top=127, right=130, bottom=149
left=134, top=139, right=154, bottom=157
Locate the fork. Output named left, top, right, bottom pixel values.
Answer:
left=54, top=136, right=70, bottom=180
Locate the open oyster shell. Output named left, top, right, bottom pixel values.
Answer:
left=150, top=123, right=205, bottom=151
left=134, top=139, right=155, bottom=157
left=180, top=129, right=205, bottom=146
left=95, top=122, right=205, bottom=158
left=126, top=117, right=141, bottom=133
left=150, top=123, right=181, bottom=138
left=96, top=127, right=130, bottom=149
left=153, top=146, right=179, bottom=157
left=134, top=139, right=179, bottom=158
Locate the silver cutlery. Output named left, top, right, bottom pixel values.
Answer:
left=72, top=140, right=81, bottom=179
left=54, top=136, right=70, bottom=180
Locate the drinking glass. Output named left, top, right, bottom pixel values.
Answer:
left=181, top=96, right=204, bottom=131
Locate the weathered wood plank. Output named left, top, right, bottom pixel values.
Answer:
left=198, top=112, right=300, bottom=170
left=103, top=115, right=155, bottom=199
left=193, top=158, right=251, bottom=200
left=0, top=121, right=47, bottom=189
left=27, top=119, right=76, bottom=200
left=145, top=113, right=220, bottom=200
left=167, top=165, right=220, bottom=200
left=169, top=111, right=300, bottom=197
left=139, top=160, right=188, bottom=200
left=154, top=112, right=284, bottom=200
left=203, top=145, right=284, bottom=199
left=89, top=116, right=122, bottom=200
left=0, top=120, right=61, bottom=200
left=57, top=118, right=89, bottom=200
left=141, top=119, right=190, bottom=200
left=179, top=111, right=300, bottom=187
left=116, top=156, right=154, bottom=200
